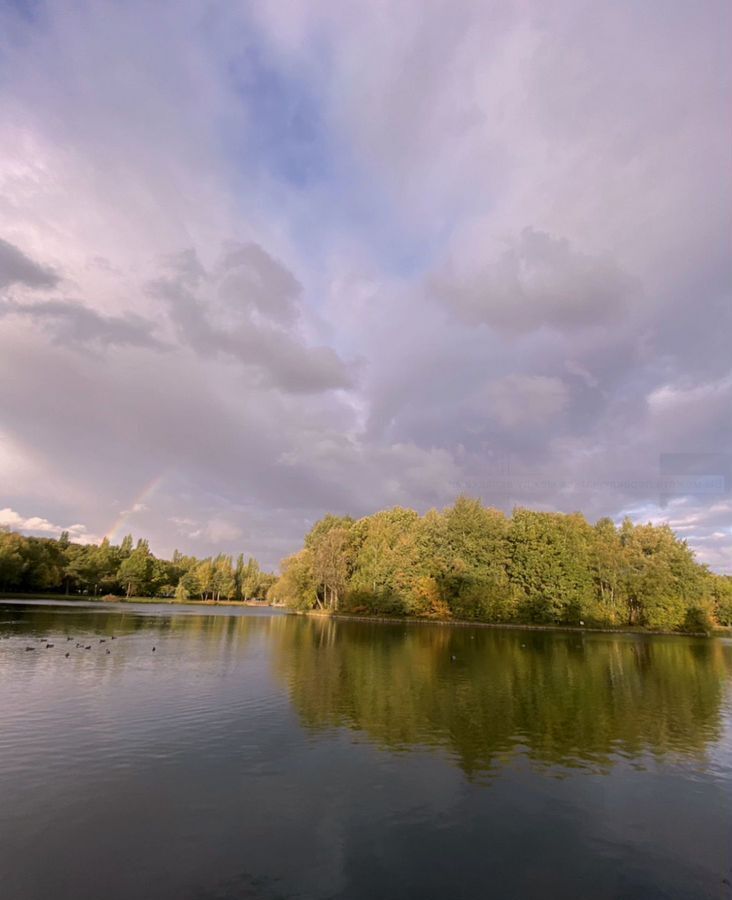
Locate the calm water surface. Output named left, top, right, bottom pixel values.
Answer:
left=1, top=600, right=731, bottom=899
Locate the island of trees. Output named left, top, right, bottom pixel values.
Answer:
left=2, top=496, right=731, bottom=632
left=271, top=497, right=732, bottom=633
left=0, top=530, right=275, bottom=603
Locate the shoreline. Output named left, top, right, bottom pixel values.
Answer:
left=2, top=593, right=727, bottom=637
left=293, top=608, right=730, bottom=639
left=0, top=592, right=274, bottom=609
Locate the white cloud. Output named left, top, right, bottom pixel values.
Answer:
left=121, top=503, right=148, bottom=516
left=0, top=507, right=99, bottom=544
left=170, top=516, right=196, bottom=528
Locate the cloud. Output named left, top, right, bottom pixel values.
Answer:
left=172, top=516, right=243, bottom=544
left=216, top=242, right=302, bottom=324
left=0, top=298, right=166, bottom=348
left=564, top=359, right=599, bottom=389
left=121, top=502, right=148, bottom=516
left=203, top=519, right=244, bottom=544
left=473, top=374, right=570, bottom=430
left=170, top=516, right=197, bottom=529
left=0, top=238, right=59, bottom=290
left=151, top=246, right=354, bottom=393
left=0, top=0, right=728, bottom=572
left=431, top=228, right=636, bottom=333
left=0, top=506, right=98, bottom=543
left=279, top=431, right=463, bottom=510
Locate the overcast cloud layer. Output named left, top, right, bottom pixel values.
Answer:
left=0, top=0, right=730, bottom=571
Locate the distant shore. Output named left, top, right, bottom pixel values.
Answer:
left=0, top=592, right=274, bottom=609
left=294, top=608, right=731, bottom=638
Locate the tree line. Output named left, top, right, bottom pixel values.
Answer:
left=3, top=496, right=731, bottom=630
left=0, top=529, right=275, bottom=602
left=270, top=497, right=732, bottom=632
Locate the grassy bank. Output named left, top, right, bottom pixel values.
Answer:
left=294, top=608, right=731, bottom=638
left=115, top=597, right=271, bottom=607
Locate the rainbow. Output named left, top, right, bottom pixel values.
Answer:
left=104, top=473, right=166, bottom=543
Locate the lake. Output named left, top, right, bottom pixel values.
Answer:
left=1, top=600, right=731, bottom=899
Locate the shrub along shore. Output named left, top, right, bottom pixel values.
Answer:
left=295, top=608, right=731, bottom=637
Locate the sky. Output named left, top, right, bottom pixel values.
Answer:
left=0, top=0, right=730, bottom=572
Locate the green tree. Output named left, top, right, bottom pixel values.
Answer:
left=269, top=551, right=318, bottom=609
left=507, top=509, right=594, bottom=623
left=194, top=559, right=214, bottom=600
left=117, top=543, right=153, bottom=598
left=119, top=534, right=133, bottom=558
left=211, top=554, right=235, bottom=601
left=435, top=497, right=512, bottom=621
left=710, top=575, right=732, bottom=625
left=241, top=557, right=261, bottom=601
left=0, top=530, right=26, bottom=590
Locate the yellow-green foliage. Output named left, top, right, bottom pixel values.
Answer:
left=272, top=497, right=723, bottom=632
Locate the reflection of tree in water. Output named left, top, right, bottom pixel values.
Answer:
left=5, top=605, right=730, bottom=776
left=272, top=616, right=732, bottom=776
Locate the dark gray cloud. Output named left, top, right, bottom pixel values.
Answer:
left=0, top=238, right=59, bottom=290
left=0, top=298, right=166, bottom=349
left=216, top=242, right=302, bottom=324
left=151, top=247, right=354, bottom=393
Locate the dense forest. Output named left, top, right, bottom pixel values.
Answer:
left=0, top=529, right=275, bottom=602
left=271, top=497, right=732, bottom=632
